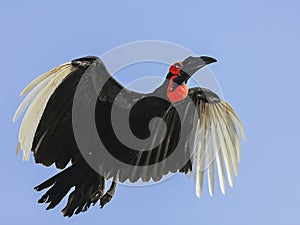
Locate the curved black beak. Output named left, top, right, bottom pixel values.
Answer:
left=181, top=56, right=217, bottom=77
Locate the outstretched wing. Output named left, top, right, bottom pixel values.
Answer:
left=14, top=56, right=245, bottom=189
left=187, top=87, right=246, bottom=197
left=14, top=55, right=245, bottom=214
left=14, top=56, right=124, bottom=168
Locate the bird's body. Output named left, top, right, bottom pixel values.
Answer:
left=14, top=55, right=245, bottom=217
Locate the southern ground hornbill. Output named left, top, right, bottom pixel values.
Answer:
left=14, top=55, right=245, bottom=217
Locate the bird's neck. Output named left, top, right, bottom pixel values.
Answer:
left=152, top=80, right=170, bottom=97
left=153, top=79, right=188, bottom=103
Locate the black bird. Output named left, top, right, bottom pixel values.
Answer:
left=14, top=55, right=245, bottom=217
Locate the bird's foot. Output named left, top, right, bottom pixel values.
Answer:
left=100, top=192, right=113, bottom=208
left=90, top=188, right=104, bottom=205
left=100, top=180, right=116, bottom=208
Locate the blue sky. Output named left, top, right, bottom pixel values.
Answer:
left=1, top=0, right=300, bottom=224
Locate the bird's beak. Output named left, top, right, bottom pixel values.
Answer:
left=181, top=56, right=217, bottom=77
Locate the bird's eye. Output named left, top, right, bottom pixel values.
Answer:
left=174, top=62, right=182, bottom=69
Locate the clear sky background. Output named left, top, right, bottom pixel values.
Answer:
left=1, top=0, right=299, bottom=224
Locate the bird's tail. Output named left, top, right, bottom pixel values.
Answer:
left=34, top=160, right=104, bottom=217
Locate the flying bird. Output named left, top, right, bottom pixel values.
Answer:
left=14, top=55, right=245, bottom=217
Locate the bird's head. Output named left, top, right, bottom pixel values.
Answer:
left=165, top=56, right=217, bottom=103
left=167, top=56, right=217, bottom=83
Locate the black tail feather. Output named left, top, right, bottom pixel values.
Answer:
left=35, top=160, right=105, bottom=217
left=179, top=160, right=192, bottom=174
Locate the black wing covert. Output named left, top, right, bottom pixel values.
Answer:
left=15, top=56, right=124, bottom=168
left=14, top=56, right=245, bottom=216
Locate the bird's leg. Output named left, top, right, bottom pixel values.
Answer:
left=90, top=176, right=105, bottom=205
left=100, top=178, right=117, bottom=208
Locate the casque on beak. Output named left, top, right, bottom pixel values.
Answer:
left=181, top=56, right=217, bottom=78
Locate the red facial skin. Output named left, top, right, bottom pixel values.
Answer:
left=169, top=62, right=182, bottom=75
left=167, top=76, right=188, bottom=103
left=167, top=62, right=188, bottom=103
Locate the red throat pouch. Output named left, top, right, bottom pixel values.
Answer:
left=167, top=76, right=188, bottom=103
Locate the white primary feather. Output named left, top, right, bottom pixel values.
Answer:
left=15, top=142, right=21, bottom=156
left=194, top=100, right=245, bottom=197
left=207, top=158, right=215, bottom=196
left=195, top=103, right=206, bottom=197
left=20, top=62, right=70, bottom=96
left=13, top=74, right=56, bottom=122
left=221, top=101, right=246, bottom=141
left=221, top=107, right=239, bottom=175
left=213, top=107, right=234, bottom=188
left=14, top=62, right=75, bottom=161
left=207, top=108, right=217, bottom=196
left=215, top=146, right=226, bottom=195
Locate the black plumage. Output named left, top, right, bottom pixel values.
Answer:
left=15, top=55, right=245, bottom=217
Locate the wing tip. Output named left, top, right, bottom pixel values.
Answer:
left=16, top=142, right=31, bottom=161
left=13, top=109, right=21, bottom=122
left=196, top=190, right=202, bottom=198
left=22, top=152, right=31, bottom=161
left=221, top=188, right=226, bottom=195
left=15, top=142, right=21, bottom=156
